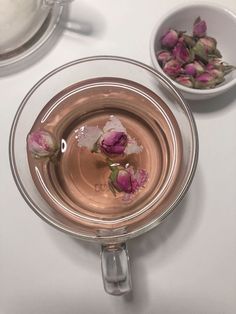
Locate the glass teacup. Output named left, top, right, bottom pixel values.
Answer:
left=9, top=56, right=198, bottom=295
left=0, top=0, right=72, bottom=55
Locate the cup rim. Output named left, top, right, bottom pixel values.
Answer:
left=150, top=1, right=236, bottom=96
left=9, top=55, right=199, bottom=243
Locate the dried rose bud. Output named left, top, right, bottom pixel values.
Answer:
left=207, top=58, right=235, bottom=74
left=184, top=63, right=196, bottom=76
left=156, top=50, right=172, bottom=67
left=198, top=37, right=217, bottom=54
left=208, top=58, right=225, bottom=70
left=109, top=165, right=148, bottom=195
left=183, top=34, right=196, bottom=48
left=194, top=72, right=217, bottom=89
left=207, top=68, right=224, bottom=80
left=193, top=16, right=207, bottom=38
left=27, top=130, right=58, bottom=158
left=109, top=168, right=132, bottom=194
left=192, top=41, right=208, bottom=62
left=172, top=41, right=193, bottom=64
left=175, top=75, right=194, bottom=88
left=76, top=116, right=142, bottom=155
left=99, top=131, right=128, bottom=156
left=163, top=59, right=182, bottom=77
left=161, top=29, right=178, bottom=48
left=184, top=61, right=205, bottom=76
left=205, top=63, right=215, bottom=71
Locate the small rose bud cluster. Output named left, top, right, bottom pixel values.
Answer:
left=156, top=17, right=235, bottom=89
left=27, top=117, right=148, bottom=202
left=76, top=116, right=148, bottom=200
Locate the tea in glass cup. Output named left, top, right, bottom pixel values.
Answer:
left=9, top=56, right=198, bottom=295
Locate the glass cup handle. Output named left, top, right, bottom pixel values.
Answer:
left=101, top=243, right=132, bottom=295
left=44, top=0, right=74, bottom=6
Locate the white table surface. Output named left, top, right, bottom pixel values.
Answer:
left=1, top=1, right=236, bottom=313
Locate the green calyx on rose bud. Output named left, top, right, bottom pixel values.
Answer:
left=183, top=34, right=196, bottom=48
left=192, top=41, right=208, bottom=62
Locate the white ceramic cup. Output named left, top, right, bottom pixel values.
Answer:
left=0, top=0, right=72, bottom=54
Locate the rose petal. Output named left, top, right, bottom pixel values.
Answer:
left=134, top=169, right=148, bottom=187
left=124, top=138, right=143, bottom=155
left=103, top=115, right=126, bottom=133
left=122, top=193, right=134, bottom=202
left=76, top=126, right=102, bottom=151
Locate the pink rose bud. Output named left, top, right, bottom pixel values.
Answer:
left=156, top=50, right=172, bottom=67
left=207, top=68, right=224, bottom=80
left=163, top=59, right=182, bottom=77
left=99, top=130, right=128, bottom=156
left=207, top=58, right=235, bottom=74
left=207, top=58, right=223, bottom=70
left=184, top=63, right=197, bottom=76
left=175, top=75, right=194, bottom=88
left=205, top=63, right=215, bottom=71
left=110, top=169, right=133, bottom=193
left=172, top=41, right=193, bottom=64
left=109, top=166, right=148, bottom=196
left=194, top=72, right=217, bottom=89
left=184, top=61, right=205, bottom=76
left=27, top=130, right=58, bottom=158
left=161, top=29, right=178, bottom=48
left=193, top=16, right=207, bottom=38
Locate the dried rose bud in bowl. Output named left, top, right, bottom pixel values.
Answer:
left=157, top=17, right=234, bottom=89
left=150, top=3, right=236, bottom=100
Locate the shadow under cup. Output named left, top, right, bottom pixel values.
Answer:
left=9, top=56, right=198, bottom=295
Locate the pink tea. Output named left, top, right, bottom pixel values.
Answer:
left=27, top=78, right=182, bottom=230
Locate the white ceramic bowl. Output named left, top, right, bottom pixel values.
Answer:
left=150, top=2, right=236, bottom=100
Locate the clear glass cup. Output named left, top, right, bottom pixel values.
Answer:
left=9, top=56, right=198, bottom=295
left=0, top=0, right=73, bottom=66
